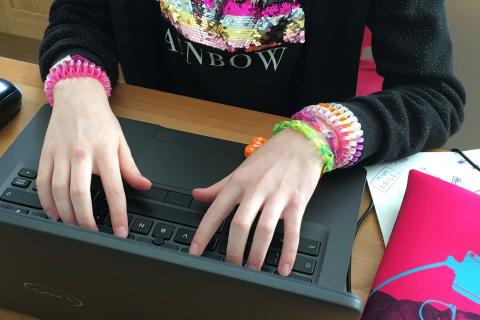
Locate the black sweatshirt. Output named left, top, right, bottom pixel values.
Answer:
left=39, top=0, right=466, bottom=165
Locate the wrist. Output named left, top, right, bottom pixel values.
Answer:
left=273, top=120, right=334, bottom=173
left=52, top=78, right=111, bottom=116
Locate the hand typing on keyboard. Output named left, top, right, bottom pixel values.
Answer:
left=190, top=129, right=324, bottom=277
left=36, top=78, right=151, bottom=238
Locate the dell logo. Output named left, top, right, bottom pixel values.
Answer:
left=23, top=283, right=84, bottom=307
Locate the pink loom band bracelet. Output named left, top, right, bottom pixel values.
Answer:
left=44, top=58, right=112, bottom=106
left=304, top=103, right=364, bottom=168
left=303, top=106, right=353, bottom=167
left=291, top=110, right=340, bottom=159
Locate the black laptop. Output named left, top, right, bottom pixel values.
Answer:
left=0, top=105, right=366, bottom=320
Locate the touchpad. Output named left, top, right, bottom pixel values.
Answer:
left=138, top=139, right=242, bottom=191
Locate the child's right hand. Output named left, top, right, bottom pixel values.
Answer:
left=36, top=78, right=152, bottom=237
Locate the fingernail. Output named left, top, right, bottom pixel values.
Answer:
left=45, top=211, right=54, bottom=220
left=190, top=243, right=200, bottom=256
left=279, top=263, right=291, bottom=276
left=115, top=226, right=128, bottom=238
left=246, top=264, right=257, bottom=270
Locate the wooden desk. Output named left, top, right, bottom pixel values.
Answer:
left=0, top=57, right=385, bottom=320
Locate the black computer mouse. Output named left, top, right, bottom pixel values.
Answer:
left=0, top=78, right=22, bottom=129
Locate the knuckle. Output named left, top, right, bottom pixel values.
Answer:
left=257, top=221, right=275, bottom=236
left=259, top=173, right=276, bottom=187
left=278, top=180, right=292, bottom=192
left=52, top=181, right=68, bottom=195
left=230, top=169, right=248, bottom=184
left=108, top=187, right=124, bottom=198
left=283, top=229, right=300, bottom=241
left=288, top=193, right=307, bottom=210
left=98, top=148, right=116, bottom=161
left=231, top=217, right=250, bottom=233
left=73, top=148, right=87, bottom=161
left=70, top=186, right=88, bottom=198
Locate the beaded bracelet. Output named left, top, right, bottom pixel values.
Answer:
left=273, top=120, right=335, bottom=173
left=244, top=137, right=268, bottom=157
left=44, top=57, right=112, bottom=106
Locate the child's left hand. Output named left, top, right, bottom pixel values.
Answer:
left=189, top=128, right=325, bottom=276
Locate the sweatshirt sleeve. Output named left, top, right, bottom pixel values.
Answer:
left=343, top=0, right=466, bottom=165
left=39, top=0, right=119, bottom=84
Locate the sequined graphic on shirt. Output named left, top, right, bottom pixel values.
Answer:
left=156, top=0, right=305, bottom=52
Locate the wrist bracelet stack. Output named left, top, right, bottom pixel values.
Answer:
left=245, top=103, right=364, bottom=172
left=44, top=56, right=112, bottom=107
left=308, top=103, right=364, bottom=168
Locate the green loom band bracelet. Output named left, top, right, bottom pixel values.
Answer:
left=273, top=120, right=335, bottom=173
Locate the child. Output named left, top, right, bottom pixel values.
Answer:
left=38, top=0, right=465, bottom=276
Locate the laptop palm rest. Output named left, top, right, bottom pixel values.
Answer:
left=138, top=138, right=242, bottom=191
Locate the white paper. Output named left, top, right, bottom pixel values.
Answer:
left=366, top=149, right=480, bottom=245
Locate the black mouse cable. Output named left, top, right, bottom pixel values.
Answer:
left=451, top=148, right=480, bottom=172
left=346, top=199, right=375, bottom=292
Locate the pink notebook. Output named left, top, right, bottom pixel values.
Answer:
left=362, top=170, right=480, bottom=319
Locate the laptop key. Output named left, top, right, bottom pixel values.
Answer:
left=190, top=199, right=210, bottom=212
left=131, top=218, right=153, bottom=235
left=216, top=221, right=225, bottom=234
left=126, top=197, right=203, bottom=229
left=261, top=266, right=272, bottom=273
left=174, top=228, right=195, bottom=245
left=32, top=181, right=37, bottom=191
left=298, top=239, right=321, bottom=256
left=270, top=233, right=283, bottom=249
left=165, top=191, right=192, bottom=207
left=265, top=250, right=280, bottom=267
left=99, top=225, right=113, bottom=234
left=93, top=208, right=109, bottom=225
left=126, top=186, right=168, bottom=202
left=293, top=256, right=316, bottom=275
left=152, top=223, right=175, bottom=240
left=1, top=188, right=42, bottom=209
left=219, top=240, right=227, bottom=255
left=11, top=177, right=31, bottom=188
left=19, top=168, right=37, bottom=179
left=206, top=236, right=219, bottom=251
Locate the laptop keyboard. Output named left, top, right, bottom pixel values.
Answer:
left=1, top=167, right=323, bottom=284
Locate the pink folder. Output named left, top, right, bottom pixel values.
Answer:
left=362, top=170, right=480, bottom=319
